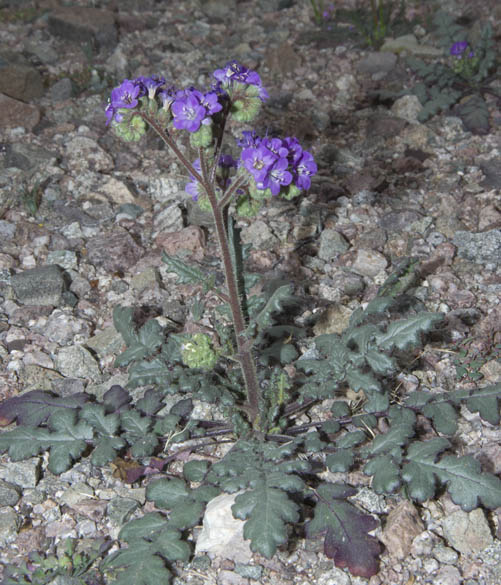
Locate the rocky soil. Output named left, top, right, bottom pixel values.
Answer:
left=0, top=0, right=500, bottom=584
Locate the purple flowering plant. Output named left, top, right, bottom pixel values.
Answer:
left=105, top=61, right=317, bottom=429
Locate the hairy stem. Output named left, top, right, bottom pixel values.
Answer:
left=198, top=148, right=261, bottom=427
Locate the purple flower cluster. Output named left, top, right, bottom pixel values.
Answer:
left=213, top=60, right=269, bottom=102
left=239, top=131, right=317, bottom=195
left=171, top=88, right=222, bottom=132
left=105, top=75, right=223, bottom=132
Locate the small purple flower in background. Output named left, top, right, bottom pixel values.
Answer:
left=158, top=85, right=177, bottom=109
left=237, top=130, right=260, bottom=149
left=450, top=41, right=468, bottom=57
left=218, top=154, right=238, bottom=169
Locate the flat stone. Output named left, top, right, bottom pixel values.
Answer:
left=55, top=345, right=101, bottom=382
left=351, top=249, right=388, bottom=277
left=318, top=228, right=350, bottom=261
left=0, top=93, right=40, bottom=130
left=0, top=480, right=21, bottom=507
left=86, top=227, right=144, bottom=272
left=0, top=459, right=41, bottom=488
left=0, top=49, right=44, bottom=101
left=442, top=509, right=493, bottom=555
left=11, top=265, right=66, bottom=306
left=381, top=500, right=425, bottom=560
left=381, top=34, right=442, bottom=57
left=356, top=51, right=397, bottom=75
left=391, top=95, right=423, bottom=124
left=453, top=229, right=501, bottom=267
left=48, top=7, right=118, bottom=49
left=0, top=507, right=20, bottom=548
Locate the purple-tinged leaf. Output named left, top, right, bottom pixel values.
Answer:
left=305, top=482, right=382, bottom=577
left=0, top=390, right=89, bottom=427
left=103, top=385, right=132, bottom=413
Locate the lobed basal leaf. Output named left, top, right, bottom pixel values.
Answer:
left=305, top=482, right=382, bottom=577
left=402, top=438, right=501, bottom=510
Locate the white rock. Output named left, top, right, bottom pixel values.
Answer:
left=195, top=491, right=252, bottom=562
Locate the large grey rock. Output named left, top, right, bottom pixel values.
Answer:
left=4, top=142, right=56, bottom=172
left=0, top=480, right=21, bottom=507
left=0, top=507, right=20, bottom=548
left=85, top=228, right=144, bottom=273
left=0, top=459, right=41, bottom=488
left=11, top=265, right=66, bottom=306
left=356, top=51, right=397, bottom=75
left=48, top=7, right=118, bottom=49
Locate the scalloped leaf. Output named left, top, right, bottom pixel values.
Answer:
left=305, top=482, right=382, bottom=577
left=162, top=252, right=214, bottom=288
left=462, top=383, right=501, bottom=425
left=402, top=437, right=501, bottom=509
left=103, top=547, right=172, bottom=585
left=0, top=390, right=89, bottom=427
left=120, top=411, right=157, bottom=457
left=114, top=319, right=164, bottom=367
left=127, top=358, right=172, bottom=389
left=326, top=449, right=354, bottom=472
left=364, top=455, right=401, bottom=494
left=375, top=312, right=443, bottom=350
left=422, top=400, right=458, bottom=435
left=232, top=481, right=300, bottom=558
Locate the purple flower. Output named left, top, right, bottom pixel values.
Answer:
left=158, top=85, right=177, bottom=109
left=265, top=158, right=293, bottom=195
left=172, top=92, right=207, bottom=132
left=106, top=79, right=143, bottom=125
left=185, top=159, right=202, bottom=201
left=110, top=79, right=142, bottom=109
left=294, top=151, right=317, bottom=191
left=200, top=91, right=223, bottom=115
left=213, top=60, right=268, bottom=102
left=136, top=75, right=165, bottom=99
left=237, top=130, right=261, bottom=149
left=218, top=154, right=238, bottom=168
left=241, top=144, right=277, bottom=182
left=450, top=41, right=468, bottom=56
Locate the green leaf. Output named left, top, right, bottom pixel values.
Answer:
left=120, top=411, right=157, bottom=457
left=326, top=449, right=354, bottom=472
left=146, top=478, right=190, bottom=509
left=336, top=430, right=366, bottom=449
left=364, top=455, right=401, bottom=494
left=183, top=460, right=210, bottom=482
left=113, top=305, right=137, bottom=347
left=463, top=383, right=501, bottom=425
left=119, top=512, right=167, bottom=542
left=81, top=403, right=120, bottom=436
left=346, top=367, right=381, bottom=394
left=365, top=350, right=397, bottom=375
left=401, top=438, right=450, bottom=502
left=127, top=358, right=172, bottom=389
left=422, top=401, right=458, bottom=435
left=114, top=319, right=163, bottom=367
left=46, top=410, right=94, bottom=474
left=168, top=501, right=205, bottom=530
left=402, top=437, right=501, bottom=509
left=232, top=482, right=300, bottom=558
left=376, top=313, right=443, bottom=350
left=152, top=528, right=191, bottom=562
left=305, top=482, right=382, bottom=578
left=162, top=253, right=212, bottom=287
left=104, top=547, right=172, bottom=585
left=0, top=426, right=51, bottom=461
left=91, top=436, right=125, bottom=466
left=136, top=389, right=164, bottom=416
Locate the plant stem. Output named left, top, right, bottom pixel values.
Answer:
left=198, top=148, right=261, bottom=427
left=141, top=112, right=262, bottom=427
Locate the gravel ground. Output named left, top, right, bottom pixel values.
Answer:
left=0, top=0, right=500, bottom=584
